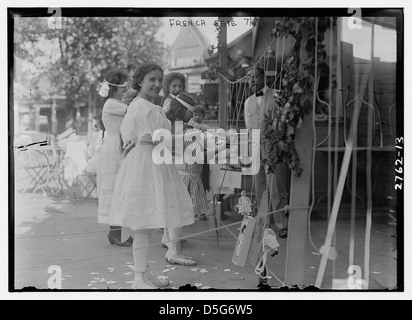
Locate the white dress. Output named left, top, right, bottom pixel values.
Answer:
left=97, top=98, right=127, bottom=224
left=110, top=97, right=194, bottom=231
left=238, top=196, right=252, bottom=215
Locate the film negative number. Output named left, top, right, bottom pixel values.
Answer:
left=394, top=137, right=403, bottom=190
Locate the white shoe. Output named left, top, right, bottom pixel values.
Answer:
left=131, top=274, right=157, bottom=289
left=145, top=272, right=169, bottom=288
left=166, top=253, right=197, bottom=266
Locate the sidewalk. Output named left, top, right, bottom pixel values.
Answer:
left=14, top=192, right=262, bottom=290
left=13, top=191, right=398, bottom=291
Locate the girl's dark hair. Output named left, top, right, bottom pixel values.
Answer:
left=104, top=69, right=129, bottom=99
left=131, top=63, right=163, bottom=91
left=165, top=92, right=196, bottom=123
left=162, top=72, right=186, bottom=97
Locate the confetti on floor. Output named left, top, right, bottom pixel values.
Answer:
left=190, top=268, right=200, bottom=272
left=89, top=280, right=98, bottom=284
left=212, top=267, right=218, bottom=269
left=125, top=281, right=134, bottom=284
left=373, top=272, right=381, bottom=275
left=201, top=286, right=211, bottom=290
left=64, top=275, right=72, bottom=278
left=194, top=283, right=203, bottom=287
left=267, top=276, right=272, bottom=279
left=162, top=268, right=174, bottom=273
left=235, top=272, right=239, bottom=275
left=312, top=252, right=321, bottom=256
left=201, top=253, right=206, bottom=256
left=99, top=278, right=107, bottom=283
left=91, top=272, right=100, bottom=275
left=224, top=269, right=231, bottom=272
left=199, top=269, right=208, bottom=273
left=126, top=262, right=133, bottom=265
left=123, top=272, right=132, bottom=275
left=87, top=284, right=94, bottom=288
left=310, top=266, right=316, bottom=269
left=93, top=278, right=100, bottom=281
left=106, top=281, right=117, bottom=285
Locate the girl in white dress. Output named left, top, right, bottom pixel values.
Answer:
left=96, top=69, right=131, bottom=247
left=110, top=63, right=196, bottom=289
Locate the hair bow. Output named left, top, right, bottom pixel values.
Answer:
left=98, top=80, right=128, bottom=98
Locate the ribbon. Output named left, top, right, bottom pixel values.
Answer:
left=98, top=80, right=128, bottom=97
left=170, top=94, right=196, bottom=112
left=254, top=228, right=280, bottom=279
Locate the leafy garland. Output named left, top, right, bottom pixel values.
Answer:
left=261, top=17, right=335, bottom=177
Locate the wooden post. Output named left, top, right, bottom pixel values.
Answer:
left=218, top=18, right=228, bottom=129
left=284, top=21, right=314, bottom=286
left=87, top=84, right=95, bottom=140
left=285, top=113, right=313, bottom=286
left=34, top=105, right=40, bottom=132
left=51, top=97, right=57, bottom=136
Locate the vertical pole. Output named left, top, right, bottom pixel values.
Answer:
left=327, top=17, right=335, bottom=281
left=51, top=97, right=58, bottom=136
left=364, top=23, right=375, bottom=289
left=285, top=113, right=314, bottom=286
left=218, top=18, right=228, bottom=129
left=349, top=38, right=360, bottom=270
left=34, top=105, right=40, bottom=132
left=87, top=84, right=94, bottom=141
left=284, top=21, right=314, bottom=286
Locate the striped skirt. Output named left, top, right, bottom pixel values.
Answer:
left=176, top=163, right=209, bottom=217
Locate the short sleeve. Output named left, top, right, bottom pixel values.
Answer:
left=121, top=98, right=170, bottom=145
left=135, top=107, right=164, bottom=142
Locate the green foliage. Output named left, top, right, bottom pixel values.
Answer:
left=13, top=17, right=168, bottom=101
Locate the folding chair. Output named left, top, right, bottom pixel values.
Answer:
left=15, top=147, right=49, bottom=193
left=76, top=173, right=97, bottom=199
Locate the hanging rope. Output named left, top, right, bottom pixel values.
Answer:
left=254, top=228, right=280, bottom=279
left=364, top=23, right=375, bottom=289
left=218, top=36, right=278, bottom=85
left=308, top=18, right=320, bottom=253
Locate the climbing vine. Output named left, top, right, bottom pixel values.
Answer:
left=261, top=17, right=336, bottom=177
